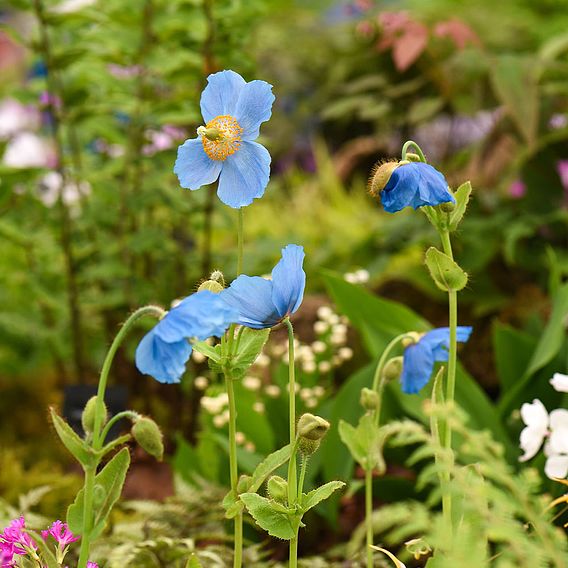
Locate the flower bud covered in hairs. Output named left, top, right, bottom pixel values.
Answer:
left=297, top=413, right=330, bottom=456
left=82, top=396, right=107, bottom=435
left=360, top=387, right=380, bottom=411
left=267, top=475, right=288, bottom=503
left=368, top=160, right=401, bottom=199
left=132, top=416, right=164, bottom=461
left=198, top=270, right=225, bottom=293
left=382, top=356, right=403, bottom=383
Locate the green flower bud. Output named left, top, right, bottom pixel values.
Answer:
left=82, top=396, right=107, bottom=435
left=237, top=475, right=252, bottom=494
left=198, top=270, right=225, bottom=293
left=267, top=475, right=288, bottom=503
left=297, top=413, right=330, bottom=441
left=368, top=160, right=400, bottom=199
left=298, top=437, right=321, bottom=456
left=402, top=332, right=422, bottom=348
left=360, top=388, right=380, bottom=411
left=382, top=356, right=403, bottom=383
left=132, top=416, right=164, bottom=461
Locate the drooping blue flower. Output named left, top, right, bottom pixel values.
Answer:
left=220, top=244, right=305, bottom=329
left=381, top=162, right=454, bottom=213
left=135, top=291, right=239, bottom=384
left=401, top=326, right=472, bottom=394
left=174, top=70, right=275, bottom=209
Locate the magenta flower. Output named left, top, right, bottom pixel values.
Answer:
left=0, top=516, right=37, bottom=564
left=41, top=520, right=79, bottom=548
left=508, top=179, right=526, bottom=199
left=87, top=562, right=99, bottom=568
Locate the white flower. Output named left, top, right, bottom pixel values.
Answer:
left=3, top=132, right=52, bottom=168
left=318, top=361, right=332, bottom=373
left=253, top=401, right=265, bottom=414
left=264, top=384, right=281, bottom=398
left=550, top=373, right=568, bottom=393
left=194, top=376, right=208, bottom=390
left=314, top=321, right=329, bottom=334
left=519, top=399, right=568, bottom=479
left=0, top=99, right=39, bottom=139
left=317, top=306, right=333, bottom=320
left=243, top=376, right=261, bottom=391
left=37, top=171, right=91, bottom=208
left=311, top=341, right=326, bottom=354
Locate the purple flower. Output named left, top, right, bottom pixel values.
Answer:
left=41, top=520, right=79, bottom=548
left=0, top=516, right=37, bottom=564
left=508, top=179, right=526, bottom=199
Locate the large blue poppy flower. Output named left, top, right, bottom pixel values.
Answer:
left=401, top=326, right=472, bottom=394
left=220, top=244, right=305, bottom=329
left=381, top=162, right=454, bottom=213
left=174, top=70, right=275, bottom=209
left=135, top=291, right=239, bottom=384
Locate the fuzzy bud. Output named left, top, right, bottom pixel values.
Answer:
left=439, top=200, right=455, bottom=212
left=297, top=413, right=330, bottom=441
left=237, top=475, right=252, bottom=494
left=360, top=387, right=380, bottom=411
left=368, top=160, right=400, bottom=198
left=132, top=416, right=164, bottom=461
left=267, top=475, right=288, bottom=503
left=82, top=396, right=107, bottom=435
left=198, top=270, right=225, bottom=293
left=382, top=356, right=403, bottom=383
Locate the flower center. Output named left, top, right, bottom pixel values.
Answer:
left=199, top=115, right=243, bottom=161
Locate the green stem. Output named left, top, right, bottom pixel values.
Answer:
left=237, top=208, right=244, bottom=277
left=365, top=468, right=374, bottom=568
left=401, top=140, right=427, bottom=162
left=225, top=372, right=243, bottom=568
left=289, top=537, right=298, bottom=568
left=99, top=410, right=140, bottom=446
left=77, top=305, right=164, bottom=568
left=439, top=228, right=457, bottom=533
left=298, top=455, right=309, bottom=498
left=371, top=333, right=410, bottom=426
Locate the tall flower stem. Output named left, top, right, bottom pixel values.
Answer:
left=401, top=140, right=426, bottom=163
left=284, top=317, right=298, bottom=568
left=438, top=228, right=458, bottom=532
left=237, top=208, right=244, bottom=276
left=77, top=305, right=164, bottom=568
left=364, top=333, right=409, bottom=568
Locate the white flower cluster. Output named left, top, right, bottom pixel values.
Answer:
left=519, top=373, right=568, bottom=479
left=344, top=268, right=370, bottom=285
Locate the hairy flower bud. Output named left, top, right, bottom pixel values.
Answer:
left=368, top=160, right=400, bottom=199
left=297, top=413, right=330, bottom=441
left=82, top=396, right=107, bottom=435
left=382, top=356, right=403, bottom=383
left=198, top=270, right=226, bottom=293
left=360, top=387, right=380, bottom=411
left=267, top=475, right=288, bottom=503
left=237, top=475, right=252, bottom=494
left=132, top=416, right=164, bottom=461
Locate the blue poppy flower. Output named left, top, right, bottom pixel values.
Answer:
left=174, top=70, right=275, bottom=209
left=135, top=291, right=239, bottom=384
left=401, top=326, right=472, bottom=394
left=381, top=162, right=454, bottom=213
left=220, top=244, right=305, bottom=329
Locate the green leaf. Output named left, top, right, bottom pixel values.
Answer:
left=50, top=408, right=95, bottom=468
left=185, top=554, right=203, bottom=568
left=424, top=247, right=468, bottom=292
left=249, top=444, right=292, bottom=493
left=240, top=493, right=295, bottom=540
left=408, top=97, right=444, bottom=124
left=339, top=414, right=383, bottom=471
left=498, top=283, right=568, bottom=415
left=449, top=181, right=472, bottom=231
left=67, top=447, right=130, bottom=539
left=192, top=341, right=221, bottom=362
left=229, top=327, right=270, bottom=379
left=301, top=480, right=345, bottom=513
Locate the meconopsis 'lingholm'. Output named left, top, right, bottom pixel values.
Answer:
left=135, top=291, right=239, bottom=384
left=220, top=244, right=305, bottom=329
left=174, top=70, right=275, bottom=209
left=401, top=327, right=472, bottom=394
left=369, top=161, right=455, bottom=213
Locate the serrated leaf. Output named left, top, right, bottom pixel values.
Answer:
left=339, top=420, right=366, bottom=465
left=449, top=181, right=472, bottom=231
left=424, top=247, right=468, bottom=292
left=192, top=341, right=221, bottom=363
left=249, top=444, right=292, bottom=493
left=301, top=480, right=345, bottom=513
left=229, top=327, right=270, bottom=379
left=240, top=493, right=295, bottom=540
left=50, top=408, right=95, bottom=468
left=67, top=447, right=130, bottom=539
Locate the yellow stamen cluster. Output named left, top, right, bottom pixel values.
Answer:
left=200, top=115, right=243, bottom=161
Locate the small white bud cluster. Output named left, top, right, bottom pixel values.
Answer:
left=344, top=268, right=370, bottom=285
left=300, top=385, right=327, bottom=409
left=234, top=431, right=256, bottom=453
left=201, top=392, right=229, bottom=415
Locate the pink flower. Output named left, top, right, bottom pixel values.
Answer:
left=0, top=516, right=37, bottom=565
left=87, top=562, right=99, bottom=568
left=556, top=160, right=568, bottom=190
left=41, top=520, right=79, bottom=548
left=508, top=179, right=526, bottom=199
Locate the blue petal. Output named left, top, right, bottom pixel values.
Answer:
left=271, top=244, right=306, bottom=319
left=200, top=70, right=246, bottom=123
left=220, top=275, right=280, bottom=329
left=381, top=163, right=454, bottom=213
left=234, top=79, right=275, bottom=140
left=401, top=342, right=434, bottom=394
left=174, top=138, right=222, bottom=190
left=217, top=141, right=270, bottom=208
left=421, top=326, right=472, bottom=361
left=135, top=328, right=191, bottom=384
left=155, top=291, right=238, bottom=343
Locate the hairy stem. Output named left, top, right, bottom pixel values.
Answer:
left=365, top=468, right=374, bottom=568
